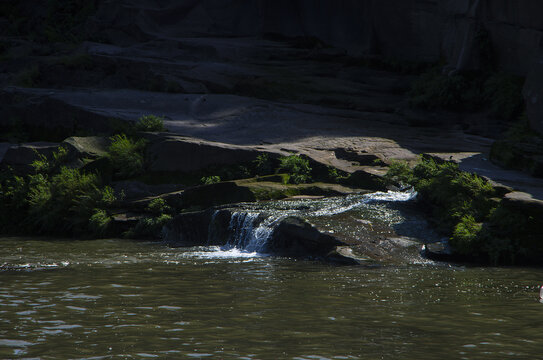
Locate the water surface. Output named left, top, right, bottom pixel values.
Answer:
left=1, top=237, right=542, bottom=359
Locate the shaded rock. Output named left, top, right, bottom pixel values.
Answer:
left=172, top=181, right=257, bottom=210
left=490, top=138, right=543, bottom=177
left=266, top=216, right=358, bottom=264
left=502, top=191, right=543, bottom=218
left=421, top=241, right=457, bottom=262
left=113, top=181, right=185, bottom=202
left=524, top=56, right=543, bottom=135
left=334, top=148, right=383, bottom=166
left=110, top=212, right=142, bottom=234
left=241, top=180, right=367, bottom=201
left=0, top=143, right=11, bottom=163
left=0, top=88, right=115, bottom=141
left=341, top=169, right=386, bottom=191
left=163, top=208, right=229, bottom=247
left=0, top=142, right=59, bottom=173
left=145, top=134, right=263, bottom=173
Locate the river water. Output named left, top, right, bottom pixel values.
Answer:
left=1, top=194, right=543, bottom=359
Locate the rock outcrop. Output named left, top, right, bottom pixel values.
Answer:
left=144, top=134, right=264, bottom=173
left=86, top=0, right=543, bottom=76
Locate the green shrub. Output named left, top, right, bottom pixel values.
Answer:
left=127, top=214, right=172, bottom=239
left=147, top=198, right=170, bottom=215
left=409, top=63, right=525, bottom=121
left=135, top=115, right=165, bottom=132
left=483, top=73, right=525, bottom=121
left=409, top=70, right=481, bottom=111
left=31, top=146, right=69, bottom=174
left=200, top=176, right=221, bottom=185
left=450, top=215, right=483, bottom=256
left=278, top=155, right=312, bottom=184
left=383, top=160, right=413, bottom=186
left=107, top=134, right=146, bottom=179
left=253, top=154, right=274, bottom=176
left=89, top=209, right=112, bottom=237
left=0, top=162, right=117, bottom=236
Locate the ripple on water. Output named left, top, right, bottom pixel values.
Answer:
left=0, top=339, right=35, bottom=347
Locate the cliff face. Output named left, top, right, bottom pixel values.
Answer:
left=90, top=0, right=543, bottom=74
left=87, top=0, right=543, bottom=132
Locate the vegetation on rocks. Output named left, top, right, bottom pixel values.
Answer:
left=278, top=155, right=312, bottom=184
left=0, top=147, right=116, bottom=237
left=489, top=115, right=543, bottom=177
left=135, top=115, right=165, bottom=132
left=126, top=198, right=173, bottom=239
left=107, top=134, right=146, bottom=179
left=385, top=155, right=540, bottom=264
left=409, top=69, right=525, bottom=121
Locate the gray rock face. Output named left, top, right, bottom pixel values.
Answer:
left=524, top=54, right=543, bottom=134
left=89, top=0, right=543, bottom=75
left=145, top=134, right=261, bottom=173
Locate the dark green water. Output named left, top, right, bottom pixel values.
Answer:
left=1, top=237, right=543, bottom=360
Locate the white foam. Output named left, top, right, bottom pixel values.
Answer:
left=185, top=246, right=268, bottom=259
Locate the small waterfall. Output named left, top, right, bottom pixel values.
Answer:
left=225, top=212, right=279, bottom=253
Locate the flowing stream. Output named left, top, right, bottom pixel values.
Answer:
left=1, top=192, right=543, bottom=359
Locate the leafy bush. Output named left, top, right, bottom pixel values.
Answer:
left=31, top=146, right=69, bottom=174
left=147, top=198, right=170, bottom=215
left=450, top=215, right=483, bottom=256
left=89, top=209, right=112, bottom=237
left=200, top=176, right=221, bottom=185
left=278, top=155, right=312, bottom=184
left=0, top=163, right=116, bottom=236
left=409, top=65, right=524, bottom=122
left=409, top=70, right=481, bottom=111
left=127, top=214, right=172, bottom=239
left=253, top=154, right=274, bottom=176
left=135, top=115, right=165, bottom=132
left=383, top=160, right=413, bottom=186
left=483, top=73, right=525, bottom=120
left=107, top=134, right=146, bottom=179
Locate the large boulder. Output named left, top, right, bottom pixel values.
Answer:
left=145, top=134, right=262, bottom=173
left=266, top=216, right=359, bottom=264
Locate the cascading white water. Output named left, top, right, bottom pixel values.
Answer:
left=226, top=212, right=278, bottom=253
left=186, top=190, right=420, bottom=259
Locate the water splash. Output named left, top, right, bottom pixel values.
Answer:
left=185, top=190, right=419, bottom=259
left=225, top=212, right=279, bottom=253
